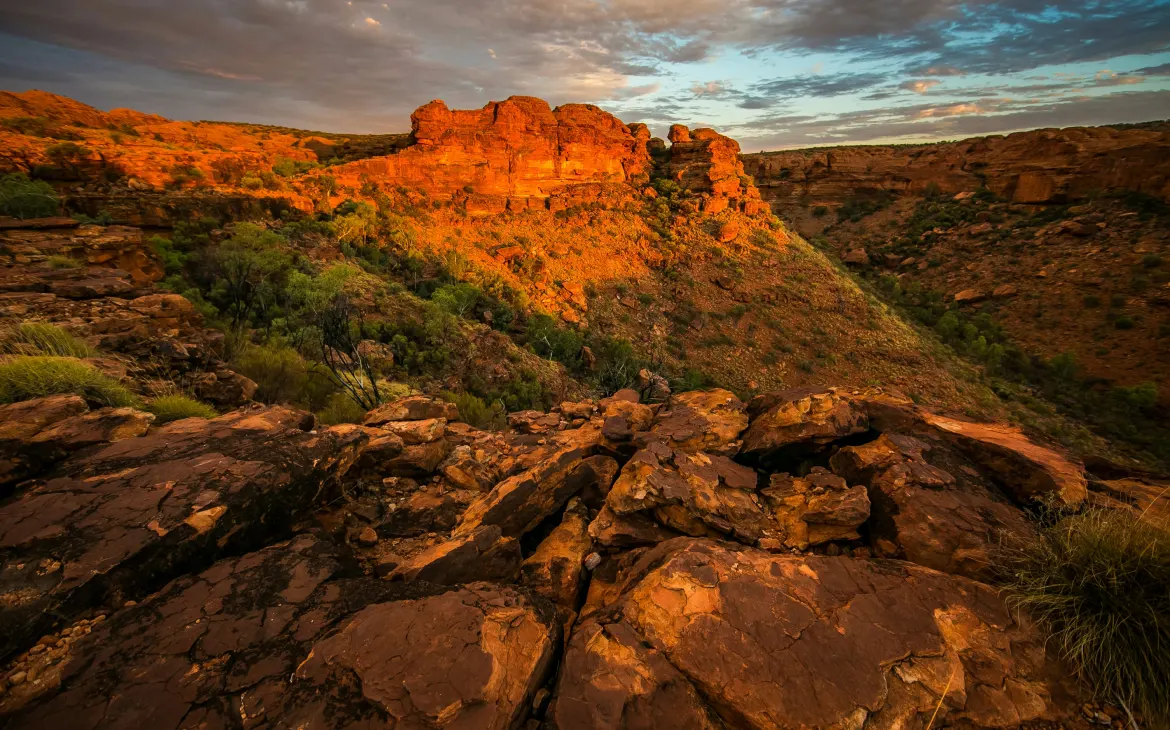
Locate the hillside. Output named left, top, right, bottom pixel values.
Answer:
left=1, top=89, right=1169, bottom=730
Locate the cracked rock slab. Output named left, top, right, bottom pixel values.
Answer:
left=0, top=406, right=367, bottom=662
left=636, top=389, right=748, bottom=455
left=5, top=536, right=560, bottom=730
left=554, top=538, right=1073, bottom=730
left=740, top=387, right=869, bottom=461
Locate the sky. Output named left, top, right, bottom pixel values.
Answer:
left=1, top=1, right=1169, bottom=150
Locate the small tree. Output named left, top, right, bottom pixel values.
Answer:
left=316, top=294, right=381, bottom=409
left=206, top=224, right=295, bottom=328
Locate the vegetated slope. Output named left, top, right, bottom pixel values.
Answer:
left=4, top=88, right=1148, bottom=461
left=744, top=128, right=1170, bottom=467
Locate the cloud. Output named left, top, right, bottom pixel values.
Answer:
left=690, top=80, right=727, bottom=97
left=900, top=79, right=942, bottom=93
left=0, top=0, right=1166, bottom=139
left=751, top=71, right=887, bottom=98
left=915, top=101, right=991, bottom=118
left=731, top=89, right=1170, bottom=150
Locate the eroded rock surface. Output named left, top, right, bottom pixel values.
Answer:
left=554, top=539, right=1073, bottom=729
left=0, top=406, right=365, bottom=661
left=5, top=536, right=560, bottom=730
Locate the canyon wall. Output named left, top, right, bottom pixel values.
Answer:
left=742, top=124, right=1170, bottom=210
left=332, top=96, right=651, bottom=211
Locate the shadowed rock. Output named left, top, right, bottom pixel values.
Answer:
left=830, top=433, right=1034, bottom=578
left=4, top=536, right=560, bottom=729
left=0, top=406, right=366, bottom=662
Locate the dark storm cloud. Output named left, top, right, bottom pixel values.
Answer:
left=0, top=0, right=1167, bottom=134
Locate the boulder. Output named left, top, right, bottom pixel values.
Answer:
left=454, top=439, right=613, bottom=539
left=381, top=439, right=453, bottom=478
left=190, top=367, right=258, bottom=407
left=380, top=416, right=447, bottom=444
left=0, top=406, right=367, bottom=661
left=606, top=442, right=766, bottom=544
left=5, top=536, right=559, bottom=730
left=954, top=289, right=987, bottom=305
left=831, top=434, right=1033, bottom=577
left=363, top=395, right=459, bottom=425
left=521, top=499, right=593, bottom=608
left=390, top=525, right=522, bottom=585
left=842, top=248, right=871, bottom=266
left=0, top=395, right=89, bottom=489
left=760, top=467, right=870, bottom=549
left=919, top=414, right=1088, bottom=505
left=589, top=504, right=682, bottom=548
left=639, top=389, right=748, bottom=454
left=553, top=539, right=1075, bottom=729
left=379, top=485, right=479, bottom=536
left=741, top=387, right=868, bottom=460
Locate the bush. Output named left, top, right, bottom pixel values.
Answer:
left=146, top=394, right=218, bottom=423
left=999, top=509, right=1170, bottom=724
left=2, top=322, right=95, bottom=357
left=811, top=205, right=828, bottom=218
left=233, top=343, right=336, bottom=411
left=1114, top=315, right=1135, bottom=330
left=317, top=391, right=367, bottom=425
left=441, top=390, right=504, bottom=430
left=0, top=173, right=58, bottom=219
left=0, top=356, right=138, bottom=407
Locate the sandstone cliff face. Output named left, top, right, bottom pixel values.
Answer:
left=332, top=96, right=651, bottom=211
left=666, top=124, right=766, bottom=214
left=742, top=124, right=1170, bottom=207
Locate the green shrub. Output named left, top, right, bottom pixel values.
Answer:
left=317, top=391, right=367, bottom=425
left=0, top=356, right=138, bottom=407
left=146, top=394, right=218, bottom=423
left=999, top=509, right=1170, bottom=724
left=1143, top=254, right=1163, bottom=269
left=441, top=390, right=504, bottom=430
left=2, top=322, right=95, bottom=357
left=811, top=205, right=828, bottom=218
left=233, top=343, right=336, bottom=411
left=1114, top=315, right=1135, bottom=330
left=0, top=173, right=58, bottom=219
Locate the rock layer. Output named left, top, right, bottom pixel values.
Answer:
left=333, top=97, right=651, bottom=211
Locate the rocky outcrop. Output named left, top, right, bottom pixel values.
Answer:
left=0, top=406, right=366, bottom=661
left=0, top=222, right=163, bottom=285
left=333, top=97, right=651, bottom=212
left=553, top=539, right=1073, bottom=729
left=3, top=536, right=561, bottom=729
left=666, top=124, right=767, bottom=214
left=743, top=124, right=1170, bottom=209
left=0, top=384, right=1107, bottom=727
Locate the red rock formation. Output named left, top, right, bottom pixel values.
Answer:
left=742, top=124, right=1170, bottom=207
left=666, top=124, right=766, bottom=214
left=333, top=96, right=651, bottom=211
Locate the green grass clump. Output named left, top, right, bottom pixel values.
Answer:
left=46, top=255, right=83, bottom=269
left=999, top=509, right=1170, bottom=724
left=146, top=394, right=218, bottom=423
left=2, top=322, right=95, bottom=357
left=0, top=356, right=138, bottom=407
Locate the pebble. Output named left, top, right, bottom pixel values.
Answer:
left=583, top=552, right=602, bottom=571
left=8, top=671, right=26, bottom=686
